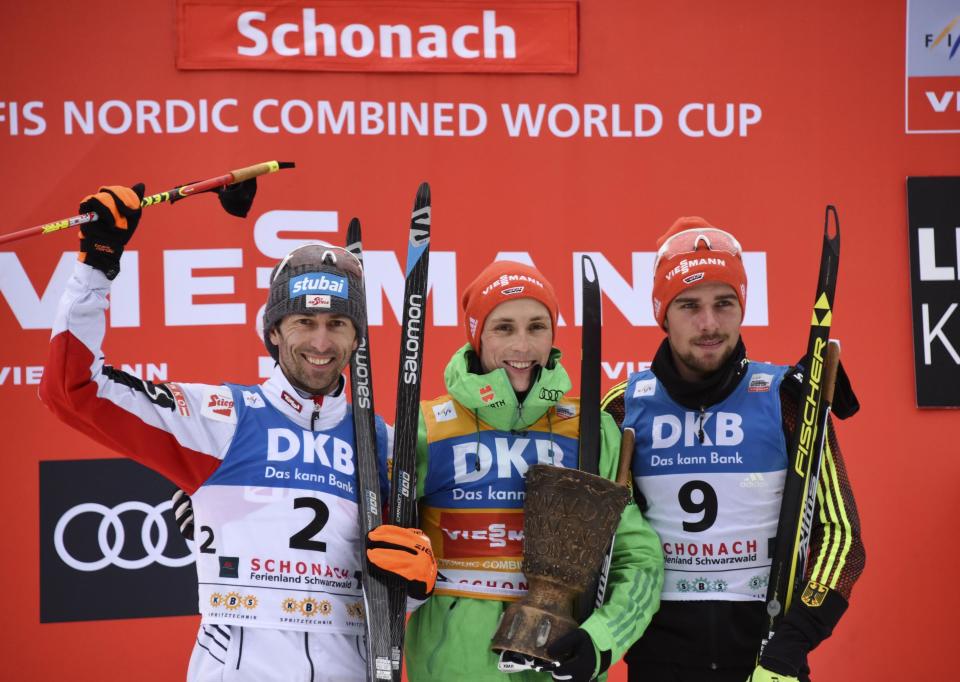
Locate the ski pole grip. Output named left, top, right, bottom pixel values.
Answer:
left=823, top=340, right=842, bottom=404
left=229, top=160, right=290, bottom=183
left=616, top=428, right=635, bottom=486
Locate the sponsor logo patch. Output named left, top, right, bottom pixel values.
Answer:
left=224, top=592, right=242, bottom=610
left=299, top=597, right=319, bottom=617
left=281, top=391, right=303, bottom=413
left=479, top=384, right=496, bottom=403
left=740, top=473, right=766, bottom=488
left=305, top=294, right=332, bottom=309
left=801, top=581, right=829, bottom=608
left=345, top=601, right=364, bottom=619
left=664, top=257, right=727, bottom=281
left=167, top=383, right=191, bottom=416
left=555, top=402, right=577, bottom=419
left=748, top=373, right=773, bottom=393
left=289, top=272, right=348, bottom=299
left=433, top=400, right=458, bottom=422
left=219, top=556, right=240, bottom=579
left=632, top=378, right=657, bottom=398
left=242, top=391, right=265, bottom=408
left=501, top=286, right=525, bottom=295
left=201, top=388, right=236, bottom=423
left=482, top=273, right=545, bottom=296
left=469, top=317, right=479, bottom=338
left=682, top=272, right=705, bottom=285
left=439, top=511, right=524, bottom=558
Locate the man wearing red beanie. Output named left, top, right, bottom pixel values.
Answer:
left=603, top=218, right=865, bottom=682
left=404, top=260, right=664, bottom=681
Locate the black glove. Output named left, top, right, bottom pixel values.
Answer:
left=546, top=628, right=608, bottom=682
left=759, top=583, right=848, bottom=677
left=78, top=183, right=145, bottom=279
left=171, top=489, right=195, bottom=542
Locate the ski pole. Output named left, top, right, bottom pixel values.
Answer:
left=0, top=160, right=295, bottom=246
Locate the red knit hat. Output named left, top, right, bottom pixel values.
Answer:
left=461, top=261, right=559, bottom=351
left=652, top=216, right=747, bottom=328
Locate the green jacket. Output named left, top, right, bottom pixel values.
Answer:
left=405, top=345, right=664, bottom=681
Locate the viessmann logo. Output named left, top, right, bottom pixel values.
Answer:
left=176, top=0, right=579, bottom=74
left=439, top=512, right=524, bottom=558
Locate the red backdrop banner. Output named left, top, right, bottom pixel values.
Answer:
left=2, top=1, right=958, bottom=680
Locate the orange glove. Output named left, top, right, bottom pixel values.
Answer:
left=366, top=525, right=437, bottom=600
left=78, top=184, right=145, bottom=280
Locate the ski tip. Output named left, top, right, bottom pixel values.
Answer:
left=346, top=218, right=363, bottom=260
left=824, top=205, right=840, bottom=240
left=581, top=254, right=598, bottom=283
left=278, top=161, right=296, bottom=169
left=416, top=182, right=431, bottom=205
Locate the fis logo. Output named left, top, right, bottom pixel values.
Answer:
left=289, top=272, right=348, bottom=298
left=925, top=14, right=960, bottom=60
left=633, top=378, right=657, bottom=398
left=242, top=391, right=266, bottom=408
left=433, top=400, right=458, bottom=422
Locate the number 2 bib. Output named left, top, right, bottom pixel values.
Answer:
left=192, top=384, right=387, bottom=633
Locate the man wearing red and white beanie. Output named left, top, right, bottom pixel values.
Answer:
left=603, top=218, right=866, bottom=682
left=404, top=260, right=664, bottom=682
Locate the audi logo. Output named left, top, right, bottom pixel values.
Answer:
left=54, top=500, right=194, bottom=571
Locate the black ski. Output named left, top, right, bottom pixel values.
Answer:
left=347, top=217, right=394, bottom=681
left=579, top=254, right=602, bottom=475
left=576, top=254, right=605, bottom=621
left=387, top=183, right=431, bottom=680
left=762, top=206, right=841, bottom=650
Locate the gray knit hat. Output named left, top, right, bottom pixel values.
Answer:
left=262, top=243, right=365, bottom=361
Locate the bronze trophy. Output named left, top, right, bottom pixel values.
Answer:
left=490, top=462, right=631, bottom=664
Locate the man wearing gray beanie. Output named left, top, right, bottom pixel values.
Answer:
left=41, top=187, right=437, bottom=681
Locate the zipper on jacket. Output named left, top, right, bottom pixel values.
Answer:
left=310, top=395, right=324, bottom=430
left=426, top=601, right=458, bottom=675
